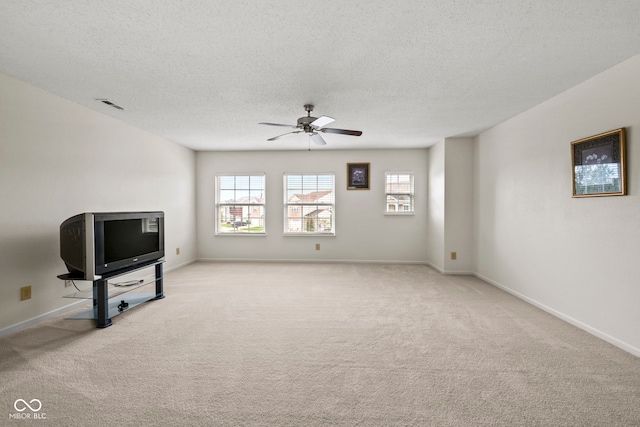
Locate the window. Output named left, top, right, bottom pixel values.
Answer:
left=284, top=174, right=335, bottom=235
left=385, top=172, right=414, bottom=214
left=216, top=175, right=265, bottom=234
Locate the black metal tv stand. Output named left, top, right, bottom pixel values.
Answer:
left=57, top=260, right=165, bottom=328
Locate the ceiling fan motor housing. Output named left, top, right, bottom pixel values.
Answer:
left=297, top=116, right=318, bottom=133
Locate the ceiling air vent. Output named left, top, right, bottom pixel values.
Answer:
left=96, top=99, right=124, bottom=110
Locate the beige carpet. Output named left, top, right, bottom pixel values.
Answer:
left=1, top=262, right=639, bottom=426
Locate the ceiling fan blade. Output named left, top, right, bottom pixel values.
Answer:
left=310, top=132, right=327, bottom=146
left=310, top=115, right=335, bottom=128
left=320, top=127, right=363, bottom=137
left=267, top=130, right=302, bottom=141
left=259, top=122, right=298, bottom=128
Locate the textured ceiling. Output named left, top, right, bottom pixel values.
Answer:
left=2, top=1, right=640, bottom=151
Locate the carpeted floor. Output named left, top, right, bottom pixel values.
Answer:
left=1, top=262, right=639, bottom=426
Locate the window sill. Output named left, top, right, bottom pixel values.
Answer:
left=384, top=212, right=415, bottom=216
left=215, top=233, right=266, bottom=236
left=284, top=233, right=336, bottom=237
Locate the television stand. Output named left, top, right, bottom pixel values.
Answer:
left=57, top=260, right=164, bottom=328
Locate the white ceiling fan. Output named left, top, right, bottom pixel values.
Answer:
left=259, top=104, right=362, bottom=146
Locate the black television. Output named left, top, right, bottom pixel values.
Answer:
left=60, top=211, right=164, bottom=279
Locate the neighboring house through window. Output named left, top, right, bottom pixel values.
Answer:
left=216, top=174, right=265, bottom=234
left=284, top=174, right=335, bottom=235
left=385, top=172, right=414, bottom=214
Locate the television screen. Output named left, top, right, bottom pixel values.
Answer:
left=103, top=218, right=160, bottom=264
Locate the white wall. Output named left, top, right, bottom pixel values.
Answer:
left=426, top=140, right=445, bottom=270
left=197, top=149, right=429, bottom=263
left=444, top=138, right=474, bottom=273
left=474, top=53, right=640, bottom=356
left=427, top=138, right=474, bottom=273
left=0, top=73, right=197, bottom=332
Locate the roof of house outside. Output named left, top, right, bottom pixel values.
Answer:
left=305, top=208, right=329, bottom=217
left=223, top=196, right=265, bottom=204
left=288, top=190, right=332, bottom=203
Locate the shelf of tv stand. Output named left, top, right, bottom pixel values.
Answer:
left=57, top=260, right=164, bottom=328
left=67, top=292, right=159, bottom=320
left=62, top=276, right=159, bottom=300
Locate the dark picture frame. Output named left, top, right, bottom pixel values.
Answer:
left=347, top=163, right=370, bottom=190
left=571, top=128, right=626, bottom=197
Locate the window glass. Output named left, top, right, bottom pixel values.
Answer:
left=216, top=174, right=266, bottom=234
left=284, top=174, right=335, bottom=234
left=385, top=172, right=414, bottom=214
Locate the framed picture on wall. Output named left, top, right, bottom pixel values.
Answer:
left=571, top=128, right=626, bottom=197
left=347, top=163, right=370, bottom=190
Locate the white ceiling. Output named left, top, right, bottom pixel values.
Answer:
left=2, top=1, right=640, bottom=151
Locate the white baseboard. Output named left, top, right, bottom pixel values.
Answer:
left=166, top=259, right=197, bottom=272
left=443, top=270, right=475, bottom=275
left=4, top=260, right=637, bottom=358
left=196, top=258, right=430, bottom=265
left=0, top=300, right=88, bottom=338
left=423, top=261, right=473, bottom=275
left=199, top=258, right=470, bottom=273
left=0, top=259, right=198, bottom=338
left=474, top=272, right=640, bottom=358
left=424, top=261, right=444, bottom=273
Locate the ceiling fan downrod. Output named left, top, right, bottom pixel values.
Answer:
left=304, top=104, right=314, bottom=115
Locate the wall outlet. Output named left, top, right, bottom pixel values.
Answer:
left=315, top=243, right=320, bottom=251
left=176, top=247, right=180, bottom=255
left=20, top=286, right=31, bottom=301
left=65, top=280, right=72, bottom=288
left=451, top=252, right=457, bottom=260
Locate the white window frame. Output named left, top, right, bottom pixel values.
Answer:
left=215, top=174, right=266, bottom=235
left=283, top=173, right=335, bottom=236
left=385, top=171, right=415, bottom=215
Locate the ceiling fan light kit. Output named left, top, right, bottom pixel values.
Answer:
left=260, top=104, right=362, bottom=146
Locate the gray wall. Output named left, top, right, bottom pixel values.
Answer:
left=426, top=137, right=474, bottom=273
left=0, top=73, right=197, bottom=332
left=197, top=149, right=429, bottom=263
left=474, top=53, right=640, bottom=356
